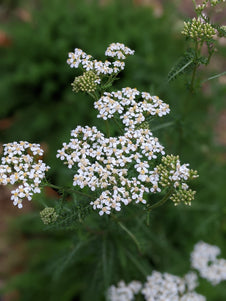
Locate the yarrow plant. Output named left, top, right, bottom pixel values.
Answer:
left=1, top=2, right=225, bottom=299
left=56, top=43, right=198, bottom=216
left=0, top=43, right=198, bottom=218
left=107, top=241, right=226, bottom=301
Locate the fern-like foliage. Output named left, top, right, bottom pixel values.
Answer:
left=168, top=49, right=196, bottom=82
left=46, top=201, right=92, bottom=231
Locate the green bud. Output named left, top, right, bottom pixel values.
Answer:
left=170, top=188, right=196, bottom=206
left=136, top=121, right=150, bottom=130
left=182, top=18, right=215, bottom=41
left=71, top=71, right=100, bottom=93
left=40, top=207, right=58, bottom=225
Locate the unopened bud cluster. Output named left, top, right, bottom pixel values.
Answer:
left=210, top=0, right=226, bottom=7
left=182, top=17, right=216, bottom=40
left=67, top=43, right=134, bottom=92
left=0, top=142, right=49, bottom=208
left=72, top=71, right=100, bottom=93
left=195, top=0, right=225, bottom=12
left=156, top=155, right=198, bottom=205
left=40, top=207, right=58, bottom=224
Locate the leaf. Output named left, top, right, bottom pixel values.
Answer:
left=168, top=49, right=196, bottom=82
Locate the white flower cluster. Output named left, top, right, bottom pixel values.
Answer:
left=67, top=43, right=134, bottom=76
left=142, top=271, right=204, bottom=301
left=57, top=125, right=166, bottom=215
left=108, top=271, right=205, bottom=301
left=105, top=42, right=135, bottom=60
left=94, top=88, right=170, bottom=131
left=108, top=280, right=142, bottom=301
left=62, top=44, right=197, bottom=215
left=169, top=162, right=190, bottom=185
left=0, top=141, right=49, bottom=208
left=191, top=241, right=226, bottom=285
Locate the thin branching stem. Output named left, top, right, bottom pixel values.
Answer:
left=44, top=183, right=95, bottom=199
left=202, top=70, right=226, bottom=83
left=147, top=188, right=174, bottom=211
left=111, top=215, right=142, bottom=253
left=190, top=41, right=199, bottom=93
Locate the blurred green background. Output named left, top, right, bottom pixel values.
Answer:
left=0, top=0, right=226, bottom=300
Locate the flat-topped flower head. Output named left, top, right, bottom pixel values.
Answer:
left=57, top=124, right=197, bottom=216
left=67, top=43, right=135, bottom=93
left=108, top=280, right=142, bottom=301
left=108, top=271, right=205, bottom=301
left=105, top=42, right=135, bottom=60
left=0, top=141, right=49, bottom=208
left=94, top=87, right=170, bottom=131
left=57, top=125, right=167, bottom=215
left=191, top=241, right=226, bottom=285
left=142, top=271, right=204, bottom=301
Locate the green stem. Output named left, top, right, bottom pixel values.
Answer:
left=192, top=0, right=196, bottom=8
left=190, top=64, right=198, bottom=93
left=190, top=41, right=199, bottom=93
left=102, top=236, right=108, bottom=289
left=125, top=249, right=148, bottom=277
left=44, top=183, right=62, bottom=190
left=206, top=51, right=213, bottom=66
left=87, top=92, right=98, bottom=101
left=44, top=183, right=94, bottom=199
left=147, top=188, right=174, bottom=211
left=201, top=71, right=226, bottom=83
left=168, top=59, right=193, bottom=83
left=111, top=215, right=142, bottom=253
left=73, top=190, right=95, bottom=199
left=105, top=119, right=110, bottom=137
left=113, top=117, right=124, bottom=134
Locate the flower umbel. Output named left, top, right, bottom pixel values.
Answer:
left=108, top=270, right=205, bottom=301
left=57, top=126, right=197, bottom=215
left=191, top=241, right=226, bottom=285
left=94, top=88, right=170, bottom=131
left=0, top=141, right=49, bottom=208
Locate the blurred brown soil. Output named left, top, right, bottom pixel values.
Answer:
left=0, top=186, right=33, bottom=301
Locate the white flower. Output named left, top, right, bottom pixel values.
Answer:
left=94, top=87, right=170, bottom=131
left=180, top=292, right=206, bottom=301
left=105, top=43, right=135, bottom=60
left=191, top=241, right=226, bottom=285
left=107, top=280, right=141, bottom=301
left=0, top=141, right=49, bottom=208
left=57, top=125, right=167, bottom=215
